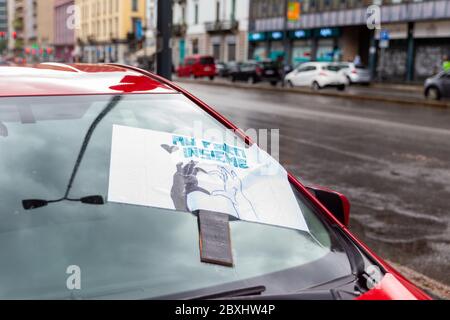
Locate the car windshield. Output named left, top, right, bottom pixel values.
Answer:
left=200, top=57, right=215, bottom=65
left=325, top=65, right=340, bottom=72
left=261, top=61, right=277, bottom=68
left=0, top=93, right=352, bottom=299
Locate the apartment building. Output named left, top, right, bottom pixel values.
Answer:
left=249, top=0, right=450, bottom=82
left=75, top=0, right=146, bottom=63
left=11, top=0, right=34, bottom=52
left=8, top=0, right=53, bottom=61
left=0, top=0, right=7, bottom=54
left=0, top=0, right=6, bottom=34
left=6, top=0, right=13, bottom=52
left=172, top=0, right=249, bottom=67
left=37, top=0, right=54, bottom=49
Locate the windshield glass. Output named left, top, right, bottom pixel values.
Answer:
left=325, top=65, right=341, bottom=72
left=0, top=94, right=351, bottom=299
left=200, top=57, right=215, bottom=65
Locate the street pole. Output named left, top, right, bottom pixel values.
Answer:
left=406, top=22, right=415, bottom=82
left=282, top=0, right=289, bottom=87
left=156, top=0, right=173, bottom=80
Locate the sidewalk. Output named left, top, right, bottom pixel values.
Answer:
left=174, top=77, right=449, bottom=109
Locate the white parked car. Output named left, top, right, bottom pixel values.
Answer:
left=334, top=62, right=372, bottom=85
left=285, top=62, right=348, bottom=91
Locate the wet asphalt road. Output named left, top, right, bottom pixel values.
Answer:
left=179, top=82, right=450, bottom=286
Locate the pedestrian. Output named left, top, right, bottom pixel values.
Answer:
left=353, top=55, right=361, bottom=66
left=442, top=55, right=450, bottom=72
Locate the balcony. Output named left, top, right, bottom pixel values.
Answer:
left=13, top=18, right=24, bottom=31
left=205, top=20, right=239, bottom=34
left=172, top=23, right=187, bottom=37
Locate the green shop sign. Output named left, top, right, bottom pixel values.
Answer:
left=248, top=32, right=267, bottom=42
left=314, top=27, right=341, bottom=38
left=289, top=29, right=312, bottom=39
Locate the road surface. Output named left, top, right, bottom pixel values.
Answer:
left=179, top=82, right=450, bottom=287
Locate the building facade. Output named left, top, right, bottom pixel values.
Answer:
left=75, top=0, right=146, bottom=63
left=0, top=0, right=7, bottom=54
left=172, top=0, right=249, bottom=67
left=7, top=0, right=54, bottom=61
left=37, top=0, right=54, bottom=48
left=249, top=0, right=450, bottom=82
left=54, top=0, right=75, bottom=62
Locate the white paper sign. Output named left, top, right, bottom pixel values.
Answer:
left=108, top=125, right=309, bottom=232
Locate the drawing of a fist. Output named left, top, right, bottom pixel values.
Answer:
left=171, top=160, right=210, bottom=212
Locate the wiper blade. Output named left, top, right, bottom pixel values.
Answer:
left=188, top=285, right=266, bottom=300
left=22, top=195, right=104, bottom=210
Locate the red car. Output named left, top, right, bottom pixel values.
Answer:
left=177, top=55, right=216, bottom=80
left=0, top=63, right=430, bottom=300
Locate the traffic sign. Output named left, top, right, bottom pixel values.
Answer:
left=380, top=29, right=390, bottom=41
left=379, top=39, right=389, bottom=49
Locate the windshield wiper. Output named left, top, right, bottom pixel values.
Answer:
left=21, top=95, right=122, bottom=211
left=180, top=285, right=266, bottom=300
left=22, top=195, right=104, bottom=210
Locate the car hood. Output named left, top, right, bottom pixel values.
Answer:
left=425, top=72, right=444, bottom=83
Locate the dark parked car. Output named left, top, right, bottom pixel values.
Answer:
left=216, top=62, right=227, bottom=77
left=216, top=61, right=238, bottom=77
left=230, top=61, right=282, bottom=86
left=424, top=71, right=450, bottom=100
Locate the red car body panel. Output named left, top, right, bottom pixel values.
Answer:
left=0, top=63, right=432, bottom=300
left=176, top=55, right=216, bottom=78
left=0, top=64, right=176, bottom=97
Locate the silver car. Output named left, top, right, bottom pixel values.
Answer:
left=334, top=62, right=371, bottom=85
left=424, top=72, right=450, bottom=100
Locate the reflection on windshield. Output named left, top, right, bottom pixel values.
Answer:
left=22, top=96, right=123, bottom=210
left=0, top=94, right=351, bottom=299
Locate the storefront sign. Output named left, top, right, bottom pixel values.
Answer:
left=315, top=27, right=341, bottom=38
left=289, top=29, right=312, bottom=39
left=414, top=21, right=450, bottom=38
left=375, top=23, right=407, bottom=40
left=287, top=2, right=301, bottom=22
left=269, top=31, right=284, bottom=41
left=248, top=32, right=267, bottom=42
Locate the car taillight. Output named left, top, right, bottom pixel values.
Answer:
left=256, top=67, right=263, bottom=76
left=352, top=70, right=358, bottom=74
left=319, top=71, right=328, bottom=77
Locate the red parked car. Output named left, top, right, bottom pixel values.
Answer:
left=177, top=55, right=216, bottom=80
left=0, top=63, right=430, bottom=300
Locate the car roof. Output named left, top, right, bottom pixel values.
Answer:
left=0, top=63, right=177, bottom=97
left=185, top=55, right=214, bottom=59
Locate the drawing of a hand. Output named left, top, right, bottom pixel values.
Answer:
left=209, top=167, right=258, bottom=220
left=171, top=160, right=210, bottom=212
